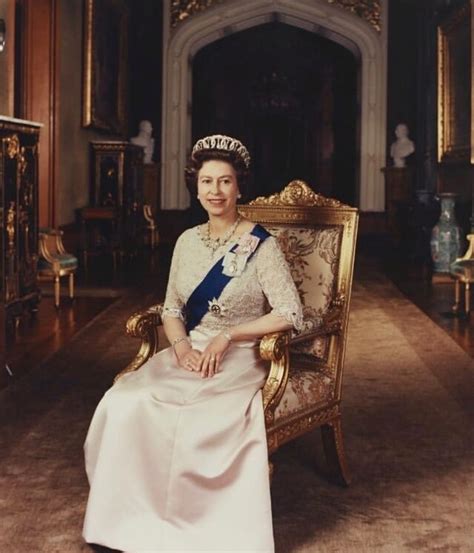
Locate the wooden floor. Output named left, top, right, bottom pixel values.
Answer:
left=389, top=272, right=473, bottom=358
left=370, top=240, right=474, bottom=357
left=2, top=248, right=173, bottom=390
left=4, top=296, right=117, bottom=386
left=2, top=245, right=472, bottom=389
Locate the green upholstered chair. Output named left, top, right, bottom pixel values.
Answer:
left=38, top=228, right=78, bottom=308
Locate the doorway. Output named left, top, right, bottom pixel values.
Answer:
left=192, top=23, right=358, bottom=207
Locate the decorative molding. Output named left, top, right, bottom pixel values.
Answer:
left=5, top=134, right=20, bottom=158
left=171, top=0, right=224, bottom=28
left=171, top=0, right=381, bottom=32
left=327, top=0, right=380, bottom=32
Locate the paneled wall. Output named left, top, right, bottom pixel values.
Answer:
left=56, top=0, right=106, bottom=226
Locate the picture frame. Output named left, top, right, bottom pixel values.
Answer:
left=82, top=0, right=128, bottom=134
left=438, top=2, right=473, bottom=163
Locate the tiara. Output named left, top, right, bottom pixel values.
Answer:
left=192, top=134, right=251, bottom=168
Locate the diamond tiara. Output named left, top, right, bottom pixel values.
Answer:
left=191, top=134, right=251, bottom=168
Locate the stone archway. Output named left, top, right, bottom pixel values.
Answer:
left=161, top=0, right=387, bottom=211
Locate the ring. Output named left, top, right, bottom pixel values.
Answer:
left=210, top=356, right=216, bottom=362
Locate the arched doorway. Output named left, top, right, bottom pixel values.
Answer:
left=161, top=0, right=387, bottom=211
left=192, top=22, right=358, bottom=207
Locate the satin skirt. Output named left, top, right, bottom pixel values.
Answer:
left=83, top=330, right=274, bottom=553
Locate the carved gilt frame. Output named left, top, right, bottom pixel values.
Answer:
left=82, top=0, right=128, bottom=134
left=438, top=2, right=473, bottom=163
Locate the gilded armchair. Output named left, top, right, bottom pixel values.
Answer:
left=117, top=181, right=359, bottom=485
left=38, top=228, right=78, bottom=308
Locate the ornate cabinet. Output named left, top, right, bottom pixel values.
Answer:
left=0, top=117, right=41, bottom=384
left=87, top=141, right=144, bottom=253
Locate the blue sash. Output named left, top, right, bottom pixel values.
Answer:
left=185, top=224, right=271, bottom=332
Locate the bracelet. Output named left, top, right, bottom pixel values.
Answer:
left=221, top=330, right=232, bottom=342
left=171, top=336, right=190, bottom=350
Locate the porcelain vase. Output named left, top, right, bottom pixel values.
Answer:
left=430, top=193, right=462, bottom=272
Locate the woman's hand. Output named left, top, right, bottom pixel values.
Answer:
left=174, top=341, right=202, bottom=373
left=198, top=333, right=231, bottom=378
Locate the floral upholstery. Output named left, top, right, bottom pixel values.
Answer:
left=265, top=225, right=342, bottom=424
left=267, top=225, right=342, bottom=363
left=274, top=357, right=335, bottom=420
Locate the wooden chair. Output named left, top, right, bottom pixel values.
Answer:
left=143, top=204, right=159, bottom=250
left=450, top=234, right=474, bottom=316
left=38, top=228, right=78, bottom=308
left=116, top=181, right=359, bottom=485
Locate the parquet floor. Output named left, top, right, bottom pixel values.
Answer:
left=2, top=249, right=169, bottom=390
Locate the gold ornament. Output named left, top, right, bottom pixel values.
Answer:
left=249, top=180, right=349, bottom=208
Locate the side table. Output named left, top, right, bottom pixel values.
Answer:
left=78, top=207, right=123, bottom=275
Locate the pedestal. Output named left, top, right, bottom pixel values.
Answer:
left=143, top=163, right=160, bottom=214
left=381, top=166, right=414, bottom=244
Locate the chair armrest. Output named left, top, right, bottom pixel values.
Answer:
left=114, top=304, right=163, bottom=383
left=125, top=304, right=163, bottom=338
left=260, top=331, right=290, bottom=423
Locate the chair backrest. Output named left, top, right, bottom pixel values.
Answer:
left=239, top=180, right=359, bottom=401
left=39, top=232, right=60, bottom=257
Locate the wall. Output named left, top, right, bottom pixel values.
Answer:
left=387, top=0, right=472, bottom=234
left=0, top=0, right=15, bottom=116
left=56, top=0, right=115, bottom=226
left=129, top=0, right=163, bottom=152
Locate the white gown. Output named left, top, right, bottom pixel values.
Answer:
left=83, top=225, right=303, bottom=553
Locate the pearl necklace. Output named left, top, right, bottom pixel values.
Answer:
left=202, top=216, right=242, bottom=256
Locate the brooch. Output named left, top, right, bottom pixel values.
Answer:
left=222, top=233, right=261, bottom=277
left=208, top=297, right=224, bottom=316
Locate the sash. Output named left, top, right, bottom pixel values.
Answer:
left=185, top=224, right=271, bottom=332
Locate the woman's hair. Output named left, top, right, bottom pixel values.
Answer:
left=185, top=149, right=249, bottom=200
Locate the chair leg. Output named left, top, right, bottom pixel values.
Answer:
left=83, top=251, right=88, bottom=277
left=69, top=273, right=75, bottom=300
left=465, top=282, right=471, bottom=316
left=150, top=229, right=155, bottom=250
left=452, top=279, right=461, bottom=313
left=321, top=416, right=351, bottom=486
left=54, top=275, right=60, bottom=308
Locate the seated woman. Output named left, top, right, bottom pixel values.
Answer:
left=83, top=134, right=303, bottom=553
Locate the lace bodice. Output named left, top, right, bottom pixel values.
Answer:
left=163, top=225, right=303, bottom=334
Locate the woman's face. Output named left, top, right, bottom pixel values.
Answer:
left=197, top=160, right=240, bottom=218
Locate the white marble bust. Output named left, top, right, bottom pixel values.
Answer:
left=390, top=123, right=415, bottom=168
left=131, top=120, right=155, bottom=164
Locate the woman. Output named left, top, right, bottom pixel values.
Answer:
left=83, top=134, right=303, bottom=552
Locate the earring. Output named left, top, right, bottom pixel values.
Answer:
left=237, top=193, right=242, bottom=198
left=197, top=195, right=200, bottom=199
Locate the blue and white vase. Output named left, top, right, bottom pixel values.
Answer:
left=430, top=193, right=462, bottom=272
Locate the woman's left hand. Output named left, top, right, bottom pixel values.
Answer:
left=198, top=333, right=231, bottom=378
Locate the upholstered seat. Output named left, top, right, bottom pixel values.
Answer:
left=38, top=253, right=78, bottom=271
left=117, top=181, right=358, bottom=485
left=38, top=228, right=78, bottom=308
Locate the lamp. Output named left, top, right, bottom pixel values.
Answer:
left=0, top=19, right=5, bottom=52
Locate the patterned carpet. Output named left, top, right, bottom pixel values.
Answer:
left=0, top=273, right=473, bottom=553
